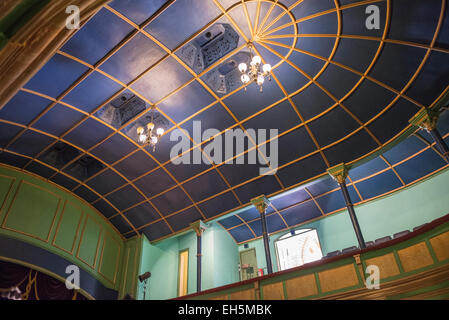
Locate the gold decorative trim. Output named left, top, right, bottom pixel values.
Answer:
left=119, top=246, right=130, bottom=299
left=317, top=264, right=449, bottom=300
left=75, top=215, right=103, bottom=269
left=0, top=173, right=16, bottom=217
left=1, top=180, right=61, bottom=243
left=0, top=163, right=125, bottom=241
left=429, top=231, right=449, bottom=262
left=1, top=0, right=447, bottom=245
left=98, top=231, right=121, bottom=286
left=131, top=236, right=140, bottom=298
left=0, top=0, right=21, bottom=20
left=0, top=0, right=110, bottom=109
left=327, top=163, right=350, bottom=184
left=190, top=220, right=206, bottom=236
left=409, top=107, right=440, bottom=132
left=251, top=195, right=270, bottom=214
left=51, top=199, right=85, bottom=255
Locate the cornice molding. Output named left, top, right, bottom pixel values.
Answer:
left=409, top=107, right=440, bottom=132
left=0, top=0, right=21, bottom=20
left=0, top=0, right=110, bottom=109
left=190, top=220, right=207, bottom=236
left=327, top=163, right=350, bottom=184
left=251, top=195, right=270, bottom=214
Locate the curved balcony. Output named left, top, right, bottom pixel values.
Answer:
left=178, top=213, right=449, bottom=300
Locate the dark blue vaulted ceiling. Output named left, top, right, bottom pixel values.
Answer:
left=0, top=0, right=448, bottom=242
left=219, top=114, right=449, bottom=243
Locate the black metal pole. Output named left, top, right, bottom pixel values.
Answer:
left=430, top=128, right=449, bottom=162
left=260, top=210, right=273, bottom=274
left=339, top=182, right=366, bottom=249
left=196, top=234, right=202, bottom=292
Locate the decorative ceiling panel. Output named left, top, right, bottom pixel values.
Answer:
left=1, top=0, right=448, bottom=242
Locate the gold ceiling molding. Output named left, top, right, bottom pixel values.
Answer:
left=0, top=0, right=110, bottom=109
left=327, top=163, right=350, bottom=184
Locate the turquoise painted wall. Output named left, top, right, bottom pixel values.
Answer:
left=137, top=222, right=239, bottom=299
left=211, top=224, right=240, bottom=288
left=356, top=167, right=449, bottom=242
left=136, top=167, right=449, bottom=298
left=239, top=167, right=449, bottom=272
left=137, top=235, right=178, bottom=300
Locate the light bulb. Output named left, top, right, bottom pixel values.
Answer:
left=241, top=74, right=250, bottom=84
left=138, top=134, right=147, bottom=144
left=238, top=62, right=247, bottom=73
left=262, top=63, right=271, bottom=74
left=151, top=136, right=158, bottom=144
left=147, top=122, right=155, bottom=131
left=136, top=126, right=144, bottom=135
left=257, top=74, right=265, bottom=85
left=156, top=127, right=164, bottom=136
left=252, top=55, right=261, bottom=65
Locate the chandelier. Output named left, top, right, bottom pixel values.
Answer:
left=136, top=107, right=166, bottom=151
left=238, top=43, right=271, bottom=92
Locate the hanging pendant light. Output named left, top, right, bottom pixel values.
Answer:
left=238, top=43, right=271, bottom=92
left=136, top=107, right=166, bottom=151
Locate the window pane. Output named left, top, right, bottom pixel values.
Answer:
left=276, top=229, right=322, bottom=271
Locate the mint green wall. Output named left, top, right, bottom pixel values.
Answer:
left=0, top=165, right=125, bottom=293
left=136, top=167, right=449, bottom=298
left=211, top=224, right=240, bottom=288
left=137, top=235, right=178, bottom=300
left=137, top=222, right=239, bottom=299
left=356, top=167, right=449, bottom=241
left=239, top=167, right=449, bottom=271
left=239, top=211, right=358, bottom=273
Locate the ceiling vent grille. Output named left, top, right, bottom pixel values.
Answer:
left=179, top=23, right=240, bottom=74
left=65, top=155, right=105, bottom=181
left=96, top=92, right=147, bottom=129
left=204, top=51, right=251, bottom=94
left=39, top=142, right=80, bottom=169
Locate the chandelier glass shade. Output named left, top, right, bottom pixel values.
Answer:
left=238, top=44, right=271, bottom=92
left=136, top=108, right=166, bottom=151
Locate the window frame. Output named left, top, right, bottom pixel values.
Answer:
left=274, top=228, right=323, bottom=272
